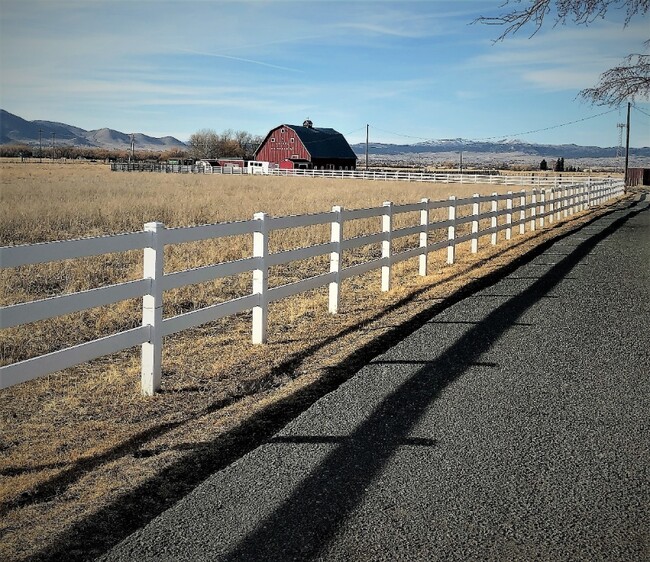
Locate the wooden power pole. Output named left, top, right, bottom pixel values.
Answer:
left=624, top=102, right=631, bottom=186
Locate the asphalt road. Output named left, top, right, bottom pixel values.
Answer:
left=103, top=193, right=649, bottom=562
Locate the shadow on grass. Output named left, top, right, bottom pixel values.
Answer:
left=4, top=205, right=575, bottom=490
left=22, top=197, right=645, bottom=561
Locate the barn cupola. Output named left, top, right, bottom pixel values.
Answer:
left=303, top=119, right=313, bottom=128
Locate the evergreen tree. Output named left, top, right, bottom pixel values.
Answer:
left=540, top=159, right=548, bottom=171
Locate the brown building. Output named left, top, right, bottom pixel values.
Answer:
left=627, top=168, right=650, bottom=186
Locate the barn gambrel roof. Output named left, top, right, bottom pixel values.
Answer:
left=287, top=125, right=357, bottom=160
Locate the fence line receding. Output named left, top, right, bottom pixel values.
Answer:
left=110, top=162, right=617, bottom=188
left=0, top=180, right=624, bottom=395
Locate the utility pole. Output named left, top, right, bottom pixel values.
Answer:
left=39, top=129, right=43, bottom=163
left=51, top=132, right=56, bottom=161
left=624, top=101, right=631, bottom=186
left=365, top=124, right=369, bottom=171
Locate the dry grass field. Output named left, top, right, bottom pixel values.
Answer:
left=0, top=161, right=626, bottom=561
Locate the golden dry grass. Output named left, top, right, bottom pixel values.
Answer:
left=0, top=161, right=626, bottom=561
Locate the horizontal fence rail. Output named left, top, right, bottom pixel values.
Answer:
left=1, top=179, right=624, bottom=394
left=110, top=162, right=617, bottom=189
left=266, top=168, right=608, bottom=188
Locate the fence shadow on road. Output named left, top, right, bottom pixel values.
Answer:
left=30, top=196, right=647, bottom=561
left=218, top=195, right=648, bottom=561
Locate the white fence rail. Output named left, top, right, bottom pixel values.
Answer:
left=266, top=168, right=606, bottom=187
left=110, top=162, right=615, bottom=188
left=0, top=180, right=624, bottom=395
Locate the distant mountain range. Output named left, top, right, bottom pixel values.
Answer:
left=0, top=110, right=187, bottom=151
left=2, top=109, right=648, bottom=165
left=350, top=138, right=650, bottom=161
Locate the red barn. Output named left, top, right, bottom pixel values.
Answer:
left=254, top=120, right=357, bottom=170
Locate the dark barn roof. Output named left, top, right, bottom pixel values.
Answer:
left=286, top=125, right=357, bottom=160
left=254, top=124, right=357, bottom=162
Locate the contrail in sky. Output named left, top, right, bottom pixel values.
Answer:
left=180, top=49, right=303, bottom=73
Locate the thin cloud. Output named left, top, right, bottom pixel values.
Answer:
left=522, top=69, right=603, bottom=91
left=179, top=49, right=303, bottom=73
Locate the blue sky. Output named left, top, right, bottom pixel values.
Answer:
left=1, top=0, right=648, bottom=148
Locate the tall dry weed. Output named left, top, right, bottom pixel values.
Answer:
left=1, top=162, right=504, bottom=369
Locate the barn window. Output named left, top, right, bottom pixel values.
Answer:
left=281, top=128, right=285, bottom=133
left=290, top=138, right=294, bottom=143
left=271, top=138, right=275, bottom=142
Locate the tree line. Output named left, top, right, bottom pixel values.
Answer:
left=186, top=129, right=264, bottom=160
left=0, top=144, right=188, bottom=162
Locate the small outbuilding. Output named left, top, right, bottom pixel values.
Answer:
left=254, top=120, right=357, bottom=170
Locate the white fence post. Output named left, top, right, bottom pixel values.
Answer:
left=540, top=189, right=546, bottom=228
left=506, top=191, right=513, bottom=240
left=491, top=192, right=498, bottom=245
left=471, top=193, right=479, bottom=253
left=419, top=198, right=429, bottom=276
left=252, top=212, right=268, bottom=344
left=569, top=186, right=575, bottom=216
left=530, top=189, right=537, bottom=231
left=447, top=196, right=457, bottom=265
left=579, top=185, right=584, bottom=210
left=381, top=201, right=393, bottom=291
left=548, top=188, right=554, bottom=224
left=329, top=206, right=343, bottom=314
left=141, top=221, right=164, bottom=396
left=519, top=191, right=526, bottom=235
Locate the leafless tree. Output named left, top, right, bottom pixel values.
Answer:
left=476, top=0, right=649, bottom=105
left=188, top=129, right=263, bottom=160
left=579, top=45, right=650, bottom=104
left=188, top=129, right=220, bottom=160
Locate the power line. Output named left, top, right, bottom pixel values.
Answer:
left=369, top=107, right=619, bottom=144
left=633, top=106, right=650, bottom=119
left=474, top=108, right=618, bottom=141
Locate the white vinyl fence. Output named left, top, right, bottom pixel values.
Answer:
left=110, top=162, right=615, bottom=189
left=0, top=180, right=624, bottom=395
left=266, top=168, right=604, bottom=187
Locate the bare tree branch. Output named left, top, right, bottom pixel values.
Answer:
left=579, top=52, right=650, bottom=104
left=476, top=1, right=650, bottom=104
left=476, top=0, right=649, bottom=40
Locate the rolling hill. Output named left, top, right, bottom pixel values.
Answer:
left=350, top=138, right=650, bottom=163
left=0, top=110, right=187, bottom=151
